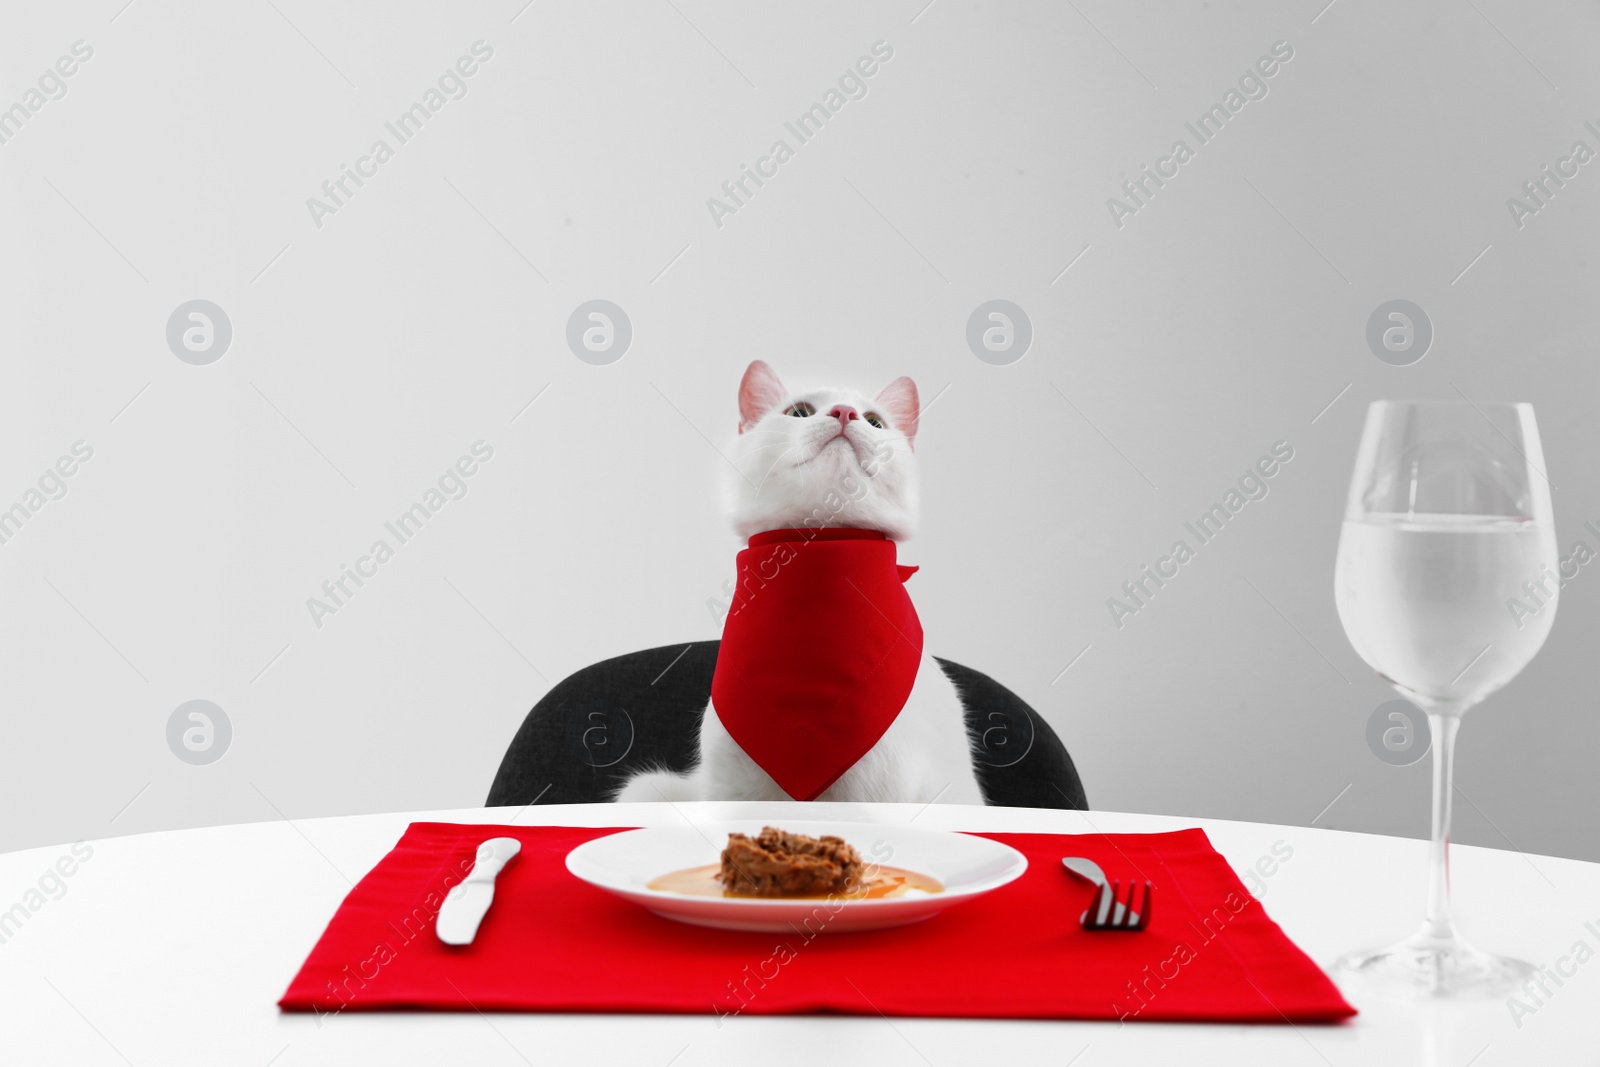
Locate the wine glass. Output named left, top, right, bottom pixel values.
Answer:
left=1333, top=400, right=1557, bottom=996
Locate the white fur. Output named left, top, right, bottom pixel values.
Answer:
left=726, top=380, right=918, bottom=543
left=615, top=364, right=984, bottom=806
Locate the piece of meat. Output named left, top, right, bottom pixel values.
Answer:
left=718, top=826, right=864, bottom=898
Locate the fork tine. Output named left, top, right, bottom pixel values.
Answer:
left=1135, top=880, right=1151, bottom=930
left=1119, top=878, right=1138, bottom=928
left=1075, top=873, right=1152, bottom=931
left=1096, top=880, right=1115, bottom=926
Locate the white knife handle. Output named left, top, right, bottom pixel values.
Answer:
left=437, top=838, right=522, bottom=946
left=464, top=837, right=521, bottom=885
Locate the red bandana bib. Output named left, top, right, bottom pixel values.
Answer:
left=711, top=527, right=923, bottom=801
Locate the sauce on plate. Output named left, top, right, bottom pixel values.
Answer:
left=647, top=863, right=944, bottom=900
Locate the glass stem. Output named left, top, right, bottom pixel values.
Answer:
left=1420, top=711, right=1461, bottom=945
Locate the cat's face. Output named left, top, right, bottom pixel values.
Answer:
left=725, top=360, right=920, bottom=541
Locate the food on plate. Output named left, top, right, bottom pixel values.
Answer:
left=644, top=826, right=945, bottom=901
left=718, top=826, right=864, bottom=898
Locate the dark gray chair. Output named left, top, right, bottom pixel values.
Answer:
left=487, top=641, right=1088, bottom=809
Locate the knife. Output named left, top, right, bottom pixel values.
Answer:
left=1061, top=856, right=1142, bottom=926
left=436, top=837, right=522, bottom=946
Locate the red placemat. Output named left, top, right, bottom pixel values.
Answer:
left=279, top=823, right=1354, bottom=1023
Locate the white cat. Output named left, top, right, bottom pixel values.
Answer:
left=615, top=360, right=984, bottom=805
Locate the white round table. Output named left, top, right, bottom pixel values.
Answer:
left=0, top=803, right=1594, bottom=1065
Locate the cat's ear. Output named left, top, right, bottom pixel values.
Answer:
left=738, top=360, right=787, bottom=433
left=875, top=376, right=920, bottom=451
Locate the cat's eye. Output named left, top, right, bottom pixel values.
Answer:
left=785, top=402, right=816, bottom=418
left=864, top=412, right=887, bottom=429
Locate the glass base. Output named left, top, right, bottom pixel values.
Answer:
left=1334, top=926, right=1538, bottom=998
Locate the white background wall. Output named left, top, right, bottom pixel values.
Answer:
left=1, top=0, right=1596, bottom=863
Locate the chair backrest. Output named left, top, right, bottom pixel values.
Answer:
left=486, top=641, right=1088, bottom=809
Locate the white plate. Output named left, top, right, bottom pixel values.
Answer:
left=565, top=820, right=1028, bottom=933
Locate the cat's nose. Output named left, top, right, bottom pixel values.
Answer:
left=827, top=405, right=859, bottom=428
